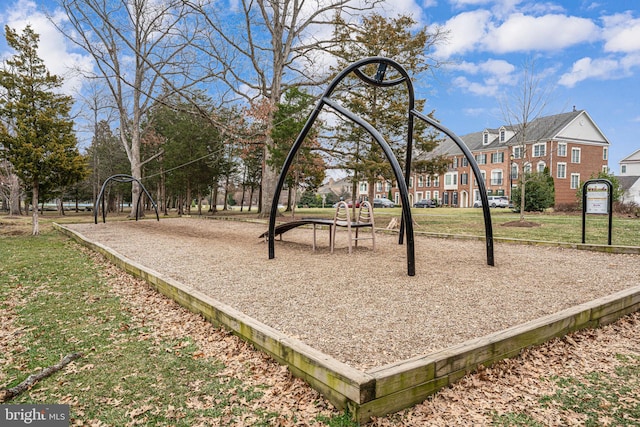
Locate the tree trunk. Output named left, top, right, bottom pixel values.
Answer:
left=129, top=132, right=143, bottom=218
left=223, top=175, right=230, bottom=210
left=259, top=136, right=278, bottom=218
left=31, top=181, right=39, bottom=236
left=248, top=185, right=255, bottom=212
left=186, top=182, right=192, bottom=215
left=520, top=179, right=526, bottom=221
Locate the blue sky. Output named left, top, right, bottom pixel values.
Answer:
left=1, top=0, right=639, bottom=173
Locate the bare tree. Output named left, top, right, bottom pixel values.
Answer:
left=183, top=0, right=381, bottom=216
left=0, top=159, right=22, bottom=215
left=500, top=58, right=553, bottom=221
left=56, top=0, right=214, bottom=218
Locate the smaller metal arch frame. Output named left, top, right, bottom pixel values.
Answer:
left=94, top=174, right=160, bottom=224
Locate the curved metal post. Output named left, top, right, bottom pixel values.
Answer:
left=412, top=110, right=495, bottom=266
left=268, top=57, right=416, bottom=276
left=94, top=174, right=160, bottom=224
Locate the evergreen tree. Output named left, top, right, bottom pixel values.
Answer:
left=575, top=169, right=623, bottom=204
left=511, top=169, right=555, bottom=212
left=329, top=14, right=448, bottom=203
left=269, top=88, right=326, bottom=212
left=86, top=120, right=130, bottom=212
left=149, top=98, right=222, bottom=215
left=0, top=25, right=86, bottom=234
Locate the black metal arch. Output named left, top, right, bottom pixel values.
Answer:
left=411, top=111, right=495, bottom=266
left=267, top=56, right=495, bottom=275
left=94, top=174, right=160, bottom=224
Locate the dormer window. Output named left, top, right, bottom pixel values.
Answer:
left=500, top=128, right=506, bottom=142
left=483, top=131, right=489, bottom=145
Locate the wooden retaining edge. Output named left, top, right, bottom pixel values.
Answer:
left=53, top=223, right=374, bottom=409
left=363, top=285, right=640, bottom=422
left=54, top=223, right=640, bottom=423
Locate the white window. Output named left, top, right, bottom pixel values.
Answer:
left=360, top=182, right=367, bottom=192
left=491, top=152, right=504, bottom=163
left=571, top=147, right=581, bottom=163
left=409, top=177, right=414, bottom=188
left=533, top=143, right=546, bottom=157
left=603, top=147, right=608, bottom=161
left=433, top=176, right=440, bottom=186
left=483, top=132, right=489, bottom=145
left=570, top=173, right=580, bottom=190
left=513, top=146, right=522, bottom=159
left=376, top=182, right=382, bottom=192
left=622, top=165, right=627, bottom=174
left=500, top=129, right=506, bottom=142
left=425, top=176, right=431, bottom=187
left=511, top=163, right=519, bottom=180
left=491, top=170, right=503, bottom=186
left=418, top=175, right=424, bottom=187
left=475, top=153, right=487, bottom=165
left=433, top=191, right=439, bottom=202
left=462, top=158, right=468, bottom=167
left=537, top=161, right=546, bottom=173
left=425, top=191, right=431, bottom=201
left=557, top=162, right=567, bottom=179
left=558, top=143, right=567, bottom=157
left=524, top=162, right=532, bottom=174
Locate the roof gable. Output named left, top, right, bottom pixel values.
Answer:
left=418, top=109, right=608, bottom=160
left=555, top=111, right=609, bottom=144
left=621, top=148, right=640, bottom=163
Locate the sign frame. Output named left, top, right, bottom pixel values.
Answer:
left=581, top=178, right=613, bottom=245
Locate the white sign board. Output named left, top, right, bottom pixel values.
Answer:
left=586, top=183, right=609, bottom=214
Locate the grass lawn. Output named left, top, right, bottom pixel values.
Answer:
left=279, top=206, right=640, bottom=247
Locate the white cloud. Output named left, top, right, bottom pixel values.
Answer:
left=448, top=58, right=516, bottom=96
left=558, top=56, right=621, bottom=87
left=453, top=58, right=514, bottom=79
left=434, top=10, right=492, bottom=58
left=483, top=13, right=599, bottom=53
left=452, top=75, right=499, bottom=96
left=602, top=12, right=640, bottom=53
left=1, top=0, right=93, bottom=94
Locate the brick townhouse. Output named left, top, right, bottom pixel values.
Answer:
left=372, top=109, right=609, bottom=208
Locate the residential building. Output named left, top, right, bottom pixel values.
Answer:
left=619, top=148, right=640, bottom=176
left=387, top=109, right=610, bottom=208
left=618, top=149, right=640, bottom=206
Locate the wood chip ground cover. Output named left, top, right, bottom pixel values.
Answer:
left=67, top=218, right=640, bottom=370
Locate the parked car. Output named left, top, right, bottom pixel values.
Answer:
left=488, top=196, right=509, bottom=208
left=474, top=196, right=509, bottom=208
left=373, top=198, right=395, bottom=208
left=414, top=199, right=436, bottom=208
left=332, top=200, right=360, bottom=208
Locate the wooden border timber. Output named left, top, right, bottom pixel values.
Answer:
left=54, top=223, right=640, bottom=424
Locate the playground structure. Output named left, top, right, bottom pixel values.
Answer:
left=267, top=57, right=495, bottom=275
left=259, top=200, right=375, bottom=253
left=93, top=174, right=159, bottom=224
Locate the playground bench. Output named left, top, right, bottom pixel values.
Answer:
left=260, top=201, right=375, bottom=253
